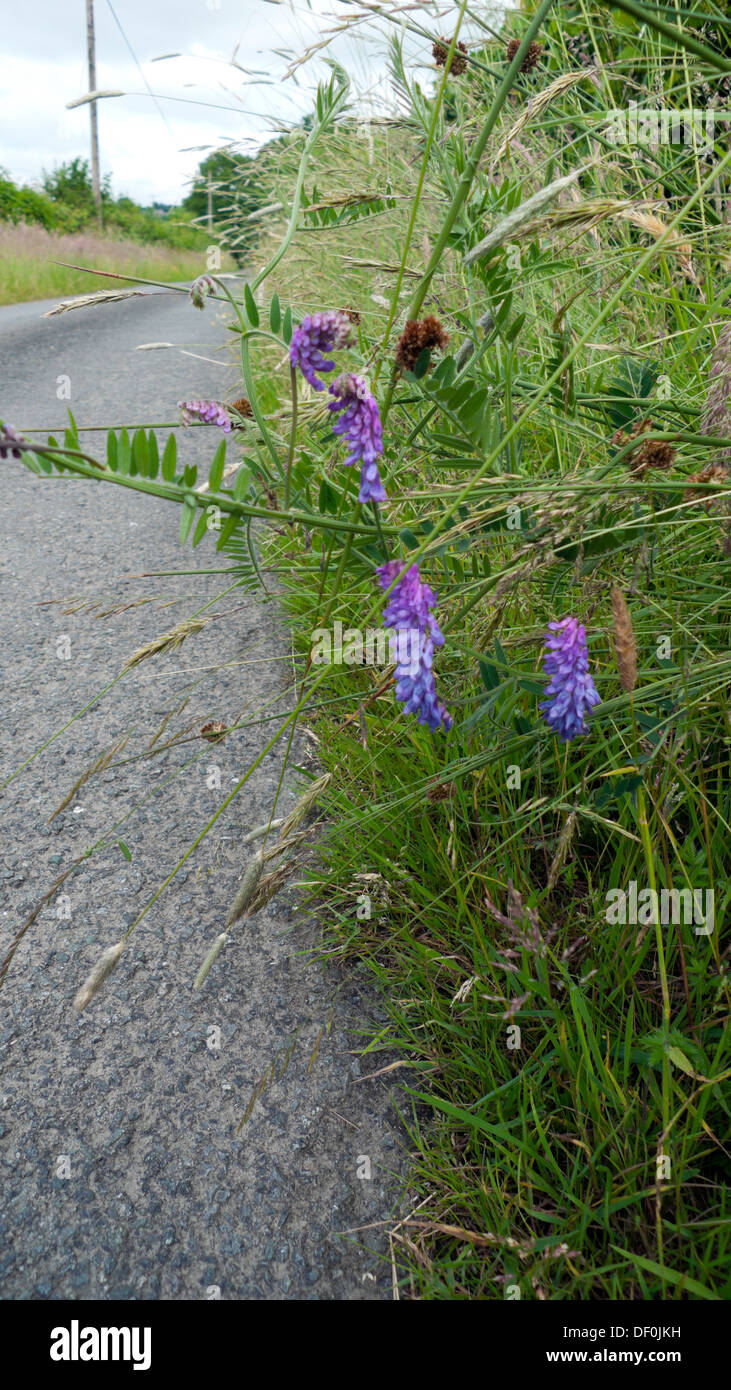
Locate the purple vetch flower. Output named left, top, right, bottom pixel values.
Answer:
left=539, top=616, right=600, bottom=742
left=377, top=561, right=452, bottom=732
left=189, top=275, right=216, bottom=310
left=0, top=423, right=29, bottom=459
left=177, top=400, right=231, bottom=433
left=289, top=311, right=352, bottom=391
left=328, top=373, right=386, bottom=503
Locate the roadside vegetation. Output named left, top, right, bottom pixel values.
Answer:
left=2, top=0, right=730, bottom=1299
left=0, top=157, right=214, bottom=303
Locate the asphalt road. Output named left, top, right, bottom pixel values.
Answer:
left=0, top=286, right=402, bottom=1300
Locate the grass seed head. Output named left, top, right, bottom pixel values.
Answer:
left=611, top=586, right=638, bottom=692
left=73, top=941, right=125, bottom=1012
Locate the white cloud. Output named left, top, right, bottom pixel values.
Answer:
left=2, top=0, right=493, bottom=204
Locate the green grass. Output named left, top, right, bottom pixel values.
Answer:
left=0, top=221, right=217, bottom=305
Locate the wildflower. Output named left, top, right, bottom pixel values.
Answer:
left=289, top=310, right=352, bottom=391
left=328, top=373, right=386, bottom=503
left=539, top=616, right=600, bottom=742
left=189, top=274, right=216, bottom=310
left=0, top=423, right=29, bottom=459
left=177, top=399, right=231, bottom=432
left=395, top=316, right=449, bottom=373
left=432, top=37, right=468, bottom=76
left=506, top=38, right=544, bottom=72
left=340, top=306, right=361, bottom=325
left=377, top=561, right=452, bottom=732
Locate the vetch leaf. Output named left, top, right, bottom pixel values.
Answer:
left=208, top=438, right=226, bottom=492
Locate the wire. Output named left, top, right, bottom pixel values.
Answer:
left=105, top=0, right=175, bottom=140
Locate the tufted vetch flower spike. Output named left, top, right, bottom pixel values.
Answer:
left=539, top=616, right=600, bottom=742
left=377, top=562, right=452, bottom=732
left=328, top=373, right=386, bottom=503
left=177, top=399, right=231, bottom=432
left=289, top=310, right=352, bottom=391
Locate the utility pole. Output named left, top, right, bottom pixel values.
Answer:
left=86, top=0, right=103, bottom=228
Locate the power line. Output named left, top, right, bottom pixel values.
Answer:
left=105, top=0, right=175, bottom=140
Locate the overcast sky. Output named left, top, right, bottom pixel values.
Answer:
left=1, top=1, right=496, bottom=206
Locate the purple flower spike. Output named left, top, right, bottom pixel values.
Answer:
left=539, top=616, right=600, bottom=742
left=290, top=310, right=352, bottom=391
left=328, top=373, right=386, bottom=503
left=377, top=561, right=452, bottom=732
left=0, top=423, right=29, bottom=459
left=177, top=400, right=231, bottom=433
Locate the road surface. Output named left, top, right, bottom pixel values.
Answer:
left=0, top=285, right=402, bottom=1300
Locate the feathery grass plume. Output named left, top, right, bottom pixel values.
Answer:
left=225, top=852, right=264, bottom=928
left=395, top=316, right=449, bottom=373
left=123, top=616, right=208, bottom=670
left=193, top=933, right=228, bottom=990
left=463, top=167, right=587, bottom=266
left=547, top=809, right=578, bottom=893
left=617, top=208, right=697, bottom=285
left=278, top=773, right=331, bottom=840
left=492, top=67, right=599, bottom=165
left=44, top=288, right=146, bottom=316
left=611, top=587, right=638, bottom=693
left=432, top=37, right=468, bottom=76
left=700, top=323, right=731, bottom=469
left=73, top=941, right=125, bottom=1012
left=506, top=38, right=543, bottom=73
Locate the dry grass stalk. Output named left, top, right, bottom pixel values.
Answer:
left=73, top=941, right=125, bottom=1012
left=547, top=809, right=578, bottom=891
left=123, top=616, right=209, bottom=670
left=44, top=288, right=146, bottom=316
left=611, top=587, right=638, bottom=692
left=278, top=772, right=331, bottom=840
left=193, top=933, right=228, bottom=990
left=48, top=737, right=128, bottom=821
left=492, top=66, right=600, bottom=165
left=225, top=852, right=265, bottom=928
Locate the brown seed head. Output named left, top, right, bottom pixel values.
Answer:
left=611, top=418, right=676, bottom=474
left=611, top=586, right=638, bottom=692
left=229, top=396, right=253, bottom=421
left=432, top=37, right=468, bottom=75
left=200, top=720, right=228, bottom=743
left=395, top=315, right=449, bottom=373
left=506, top=38, right=544, bottom=72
